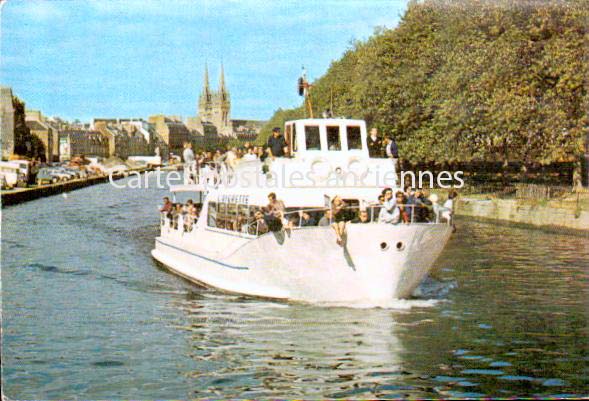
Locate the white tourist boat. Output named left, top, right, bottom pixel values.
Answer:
left=152, top=118, right=453, bottom=304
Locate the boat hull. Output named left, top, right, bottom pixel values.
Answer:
left=151, top=223, right=452, bottom=304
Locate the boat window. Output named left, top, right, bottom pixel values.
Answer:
left=327, top=126, right=341, bottom=151
left=207, top=201, right=217, bottom=227
left=285, top=124, right=292, bottom=155
left=207, top=199, right=257, bottom=235
left=227, top=202, right=238, bottom=231
left=236, top=204, right=249, bottom=233
left=292, top=124, right=297, bottom=152
left=217, top=202, right=227, bottom=229
left=305, top=125, right=321, bottom=151
left=248, top=206, right=260, bottom=235
left=347, top=126, right=362, bottom=150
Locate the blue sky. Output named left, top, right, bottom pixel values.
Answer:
left=1, top=0, right=407, bottom=121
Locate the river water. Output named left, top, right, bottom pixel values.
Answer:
left=2, top=175, right=588, bottom=399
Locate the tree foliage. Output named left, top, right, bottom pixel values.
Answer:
left=262, top=0, right=588, bottom=165
left=12, top=96, right=45, bottom=160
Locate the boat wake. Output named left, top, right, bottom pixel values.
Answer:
left=312, top=276, right=457, bottom=309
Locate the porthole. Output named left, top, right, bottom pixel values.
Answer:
left=380, top=242, right=389, bottom=251
left=396, top=241, right=405, bottom=251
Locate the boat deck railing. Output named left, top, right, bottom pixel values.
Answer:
left=280, top=203, right=452, bottom=227
left=159, top=203, right=452, bottom=239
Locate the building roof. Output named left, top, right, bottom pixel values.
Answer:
left=26, top=120, right=48, bottom=131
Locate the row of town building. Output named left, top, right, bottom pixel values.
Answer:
left=1, top=81, right=266, bottom=162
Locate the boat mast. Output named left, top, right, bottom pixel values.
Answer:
left=298, top=66, right=313, bottom=118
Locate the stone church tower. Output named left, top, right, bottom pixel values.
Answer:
left=197, top=63, right=232, bottom=137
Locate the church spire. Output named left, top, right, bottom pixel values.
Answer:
left=203, top=62, right=210, bottom=97
left=219, top=62, right=227, bottom=96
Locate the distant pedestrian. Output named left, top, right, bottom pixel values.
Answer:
left=442, top=190, right=458, bottom=223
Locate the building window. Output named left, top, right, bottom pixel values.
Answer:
left=327, top=126, right=341, bottom=151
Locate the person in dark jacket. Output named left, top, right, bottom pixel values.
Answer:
left=300, top=211, right=316, bottom=227
left=415, top=189, right=433, bottom=222
left=367, top=128, right=383, bottom=158
left=267, top=127, right=287, bottom=157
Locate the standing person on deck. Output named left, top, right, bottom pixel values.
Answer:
left=367, top=128, right=383, bottom=158
left=384, top=135, right=399, bottom=171
left=267, top=127, right=287, bottom=158
left=182, top=142, right=195, bottom=165
left=182, top=142, right=196, bottom=183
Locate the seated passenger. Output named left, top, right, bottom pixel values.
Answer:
left=351, top=209, right=371, bottom=224
left=300, top=211, right=316, bottom=227
left=185, top=207, right=199, bottom=231
left=234, top=215, right=245, bottom=232
left=404, top=188, right=416, bottom=222
left=415, top=189, right=433, bottom=222
left=378, top=188, right=400, bottom=224
left=160, top=197, right=173, bottom=215
left=183, top=199, right=194, bottom=214
left=318, top=210, right=332, bottom=226
left=396, top=191, right=410, bottom=223
left=242, top=147, right=258, bottom=161
left=254, top=210, right=269, bottom=235
left=368, top=194, right=385, bottom=222
left=262, top=206, right=283, bottom=232
left=172, top=203, right=184, bottom=230
left=268, top=192, right=290, bottom=229
left=286, top=213, right=299, bottom=229
left=331, top=196, right=351, bottom=246
left=267, top=192, right=285, bottom=217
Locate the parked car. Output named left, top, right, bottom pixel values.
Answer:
left=60, top=167, right=81, bottom=179
left=46, top=168, right=73, bottom=182
left=36, top=168, right=60, bottom=185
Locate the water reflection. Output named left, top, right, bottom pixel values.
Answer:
left=171, top=294, right=408, bottom=398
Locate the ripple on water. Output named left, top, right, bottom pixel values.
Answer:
left=498, top=375, right=536, bottom=382
left=461, top=369, right=505, bottom=376
left=489, top=361, right=512, bottom=368
left=91, top=360, right=125, bottom=367
left=542, top=378, right=567, bottom=387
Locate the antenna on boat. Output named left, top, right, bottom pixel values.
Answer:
left=298, top=66, right=313, bottom=118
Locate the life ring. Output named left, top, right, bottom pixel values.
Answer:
left=347, top=157, right=368, bottom=178
left=309, top=157, right=332, bottom=180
